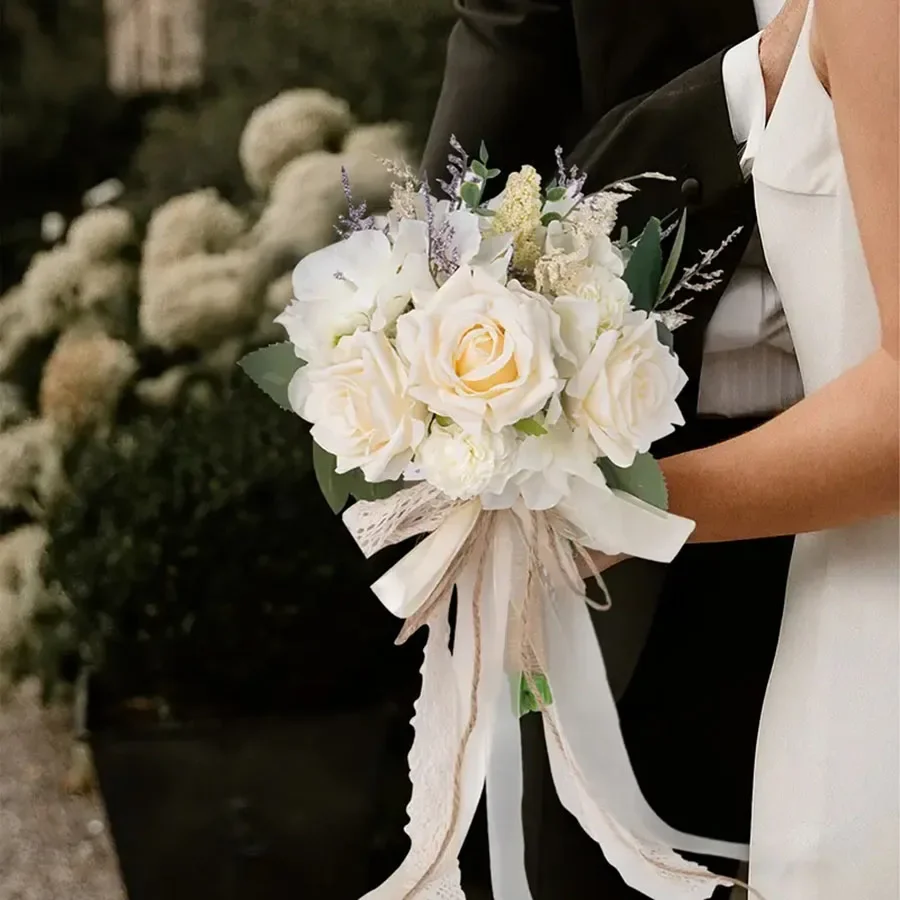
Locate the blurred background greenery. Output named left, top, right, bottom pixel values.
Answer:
left=0, top=0, right=454, bottom=714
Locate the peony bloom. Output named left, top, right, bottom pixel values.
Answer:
left=407, top=421, right=517, bottom=501
left=290, top=329, right=428, bottom=482
left=240, top=89, right=354, bottom=193
left=564, top=313, right=687, bottom=467
left=276, top=227, right=433, bottom=363
left=481, top=421, right=610, bottom=511
left=395, top=266, right=561, bottom=434
left=39, top=330, right=138, bottom=434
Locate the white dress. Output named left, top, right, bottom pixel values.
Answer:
left=749, top=4, right=900, bottom=899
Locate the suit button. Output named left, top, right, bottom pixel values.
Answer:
left=681, top=177, right=702, bottom=204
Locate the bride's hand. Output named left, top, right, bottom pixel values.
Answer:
left=576, top=550, right=629, bottom=579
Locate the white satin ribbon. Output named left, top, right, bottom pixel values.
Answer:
left=346, top=482, right=747, bottom=900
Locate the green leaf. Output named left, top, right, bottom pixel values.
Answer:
left=460, top=180, right=481, bottom=209
left=517, top=672, right=553, bottom=717
left=346, top=470, right=406, bottom=502
left=312, top=442, right=351, bottom=514
left=598, top=452, right=669, bottom=511
left=471, top=160, right=489, bottom=179
left=474, top=206, right=496, bottom=217
left=434, top=415, right=453, bottom=427
left=514, top=417, right=548, bottom=437
left=237, top=342, right=303, bottom=411
left=623, top=218, right=662, bottom=312
left=540, top=211, right=563, bottom=227
left=479, top=140, right=489, bottom=164
left=655, top=320, right=675, bottom=354
left=545, top=186, right=567, bottom=203
left=657, top=208, right=687, bottom=303
left=486, top=168, right=501, bottom=179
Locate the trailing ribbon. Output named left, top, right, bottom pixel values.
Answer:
left=344, top=481, right=752, bottom=900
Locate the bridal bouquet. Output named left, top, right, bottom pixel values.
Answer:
left=239, top=141, right=747, bottom=900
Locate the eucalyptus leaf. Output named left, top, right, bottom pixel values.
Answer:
left=460, top=181, right=481, bottom=209
left=434, top=415, right=453, bottom=426
left=517, top=672, right=553, bottom=717
left=623, top=218, right=662, bottom=313
left=479, top=140, right=489, bottom=164
left=237, top=342, right=303, bottom=411
left=655, top=320, right=675, bottom=354
left=312, top=442, right=351, bottom=514
left=541, top=211, right=563, bottom=227
left=598, top=452, right=669, bottom=511
left=514, top=417, right=548, bottom=437
left=346, top=471, right=406, bottom=502
left=471, top=160, right=489, bottom=179
left=486, top=168, right=501, bottom=179
left=545, top=186, right=567, bottom=203
left=657, top=208, right=688, bottom=302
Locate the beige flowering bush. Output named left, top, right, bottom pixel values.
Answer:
left=139, top=250, right=260, bottom=351
left=141, top=189, right=247, bottom=278
left=66, top=207, right=135, bottom=260
left=39, top=330, right=138, bottom=435
left=0, top=419, right=65, bottom=516
left=0, top=525, right=51, bottom=694
left=240, top=89, right=354, bottom=194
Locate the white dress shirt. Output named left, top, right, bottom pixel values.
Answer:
left=696, top=0, right=805, bottom=417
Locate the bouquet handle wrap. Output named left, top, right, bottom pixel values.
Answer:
left=345, top=484, right=750, bottom=900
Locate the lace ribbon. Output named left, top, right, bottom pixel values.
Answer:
left=344, top=484, right=762, bottom=900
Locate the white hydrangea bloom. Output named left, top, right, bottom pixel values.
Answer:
left=21, top=246, right=87, bottom=333
left=240, top=89, right=354, bottom=193
left=66, top=207, right=135, bottom=260
left=0, top=383, right=28, bottom=433
left=0, top=525, right=51, bottom=662
left=78, top=259, right=135, bottom=322
left=141, top=189, right=246, bottom=287
left=342, top=121, right=411, bottom=167
left=0, top=420, right=65, bottom=515
left=139, top=250, right=258, bottom=350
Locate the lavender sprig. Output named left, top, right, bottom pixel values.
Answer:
left=421, top=184, right=461, bottom=279
left=335, top=166, right=376, bottom=238
left=436, top=135, right=470, bottom=204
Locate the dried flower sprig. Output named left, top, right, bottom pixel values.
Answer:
left=335, top=167, right=376, bottom=238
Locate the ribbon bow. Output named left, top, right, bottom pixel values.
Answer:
left=344, top=480, right=750, bottom=900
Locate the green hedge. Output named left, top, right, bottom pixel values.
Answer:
left=33, top=382, right=418, bottom=716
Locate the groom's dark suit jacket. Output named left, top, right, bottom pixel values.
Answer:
left=417, top=2, right=794, bottom=897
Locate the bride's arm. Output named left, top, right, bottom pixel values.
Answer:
left=657, top=0, right=899, bottom=544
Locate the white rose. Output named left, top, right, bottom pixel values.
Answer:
left=395, top=266, right=561, bottom=434
left=564, top=314, right=687, bottom=467
left=407, top=422, right=518, bottom=500
left=276, top=227, right=434, bottom=364
left=481, top=421, right=610, bottom=511
left=289, top=330, right=427, bottom=481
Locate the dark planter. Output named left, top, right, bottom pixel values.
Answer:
left=90, top=702, right=397, bottom=900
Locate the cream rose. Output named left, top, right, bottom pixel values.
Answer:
left=395, top=266, right=561, bottom=434
left=564, top=314, right=687, bottom=467
left=288, top=330, right=427, bottom=481
left=407, top=422, right=517, bottom=500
